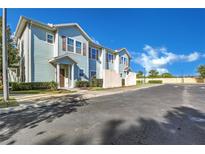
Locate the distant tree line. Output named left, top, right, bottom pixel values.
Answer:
left=136, top=70, right=174, bottom=78
left=136, top=65, right=205, bottom=79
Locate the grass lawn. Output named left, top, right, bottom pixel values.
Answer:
left=0, top=89, right=77, bottom=95
left=0, top=97, right=19, bottom=108
left=89, top=87, right=104, bottom=91
left=136, top=83, right=156, bottom=88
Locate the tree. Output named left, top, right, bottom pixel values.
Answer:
left=0, top=16, right=19, bottom=82
left=148, top=70, right=159, bottom=78
left=197, top=65, right=205, bottom=78
left=161, top=72, right=174, bottom=78
left=136, top=71, right=144, bottom=78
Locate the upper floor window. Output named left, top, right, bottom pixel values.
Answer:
left=124, top=57, right=128, bottom=66
left=91, top=48, right=97, bottom=59
left=47, top=33, right=54, bottom=44
left=108, top=53, right=114, bottom=63
left=67, top=38, right=74, bottom=52
left=76, top=41, right=82, bottom=54
left=120, top=57, right=124, bottom=64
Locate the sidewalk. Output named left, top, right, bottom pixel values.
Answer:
left=0, top=84, right=163, bottom=114
left=16, top=84, right=162, bottom=102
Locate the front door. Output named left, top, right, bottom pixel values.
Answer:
left=60, top=68, right=65, bottom=87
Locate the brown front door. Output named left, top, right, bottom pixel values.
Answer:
left=60, top=68, right=65, bottom=87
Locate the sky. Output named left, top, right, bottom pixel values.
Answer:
left=1, top=8, right=205, bottom=76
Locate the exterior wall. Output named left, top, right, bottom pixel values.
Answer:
left=31, top=25, right=55, bottom=82
left=119, top=50, right=130, bottom=79
left=58, top=26, right=89, bottom=81
left=103, top=69, right=122, bottom=88
left=106, top=50, right=115, bottom=71
left=19, top=25, right=29, bottom=82
left=136, top=77, right=204, bottom=84
left=89, top=45, right=102, bottom=79
left=125, top=72, right=137, bottom=86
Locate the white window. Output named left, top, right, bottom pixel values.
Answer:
left=120, top=57, right=124, bottom=64
left=90, top=71, right=96, bottom=79
left=67, top=38, right=74, bottom=52
left=76, top=41, right=82, bottom=54
left=91, top=48, right=97, bottom=60
left=108, top=53, right=113, bottom=63
left=124, top=57, right=128, bottom=65
left=47, top=33, right=54, bottom=44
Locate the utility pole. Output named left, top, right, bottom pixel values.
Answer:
left=143, top=67, right=146, bottom=84
left=2, top=8, right=9, bottom=102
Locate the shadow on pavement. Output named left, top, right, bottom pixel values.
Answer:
left=0, top=94, right=88, bottom=143
left=101, top=106, right=205, bottom=144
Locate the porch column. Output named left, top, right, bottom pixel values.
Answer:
left=56, top=64, right=60, bottom=89
left=71, top=64, right=75, bottom=88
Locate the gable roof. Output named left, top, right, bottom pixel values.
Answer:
left=115, top=48, right=131, bottom=58
left=15, top=16, right=56, bottom=38
left=15, top=16, right=131, bottom=57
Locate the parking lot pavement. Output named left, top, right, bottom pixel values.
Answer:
left=0, top=84, right=205, bottom=145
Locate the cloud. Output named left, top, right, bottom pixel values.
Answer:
left=179, top=52, right=200, bottom=62
left=134, top=45, right=202, bottom=75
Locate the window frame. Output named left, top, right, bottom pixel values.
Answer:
left=120, top=56, right=124, bottom=64
left=91, top=48, right=97, bottom=60
left=108, top=53, right=114, bottom=63
left=76, top=41, right=82, bottom=54
left=46, top=33, right=54, bottom=44
left=67, top=37, right=74, bottom=52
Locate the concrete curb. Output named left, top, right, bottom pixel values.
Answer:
left=0, top=84, right=163, bottom=115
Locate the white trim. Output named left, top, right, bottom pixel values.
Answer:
left=75, top=40, right=82, bottom=55
left=71, top=64, right=75, bottom=88
left=66, top=37, right=74, bottom=52
left=56, top=64, right=60, bottom=89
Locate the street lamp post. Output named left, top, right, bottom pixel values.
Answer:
left=2, top=8, right=9, bottom=102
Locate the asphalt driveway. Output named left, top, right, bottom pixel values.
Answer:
left=1, top=84, right=205, bottom=144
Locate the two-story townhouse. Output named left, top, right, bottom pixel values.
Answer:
left=14, top=16, right=131, bottom=89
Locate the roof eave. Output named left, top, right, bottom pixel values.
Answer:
left=15, top=16, right=56, bottom=39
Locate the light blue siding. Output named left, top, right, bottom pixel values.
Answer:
left=106, top=50, right=115, bottom=71
left=119, top=49, right=130, bottom=79
left=89, top=46, right=102, bottom=79
left=57, top=26, right=89, bottom=81
left=31, top=25, right=55, bottom=82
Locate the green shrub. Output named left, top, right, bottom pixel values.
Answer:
left=90, top=77, right=103, bottom=87
left=75, top=81, right=90, bottom=87
left=148, top=80, right=163, bottom=84
left=136, top=80, right=143, bottom=84
left=10, top=81, right=58, bottom=91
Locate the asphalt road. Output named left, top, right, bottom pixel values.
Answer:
left=0, top=84, right=205, bottom=145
